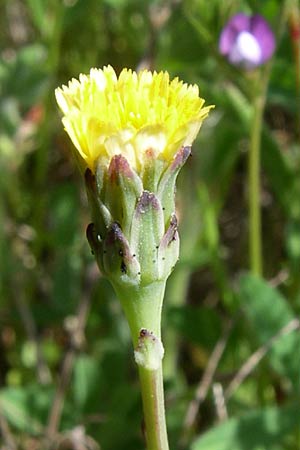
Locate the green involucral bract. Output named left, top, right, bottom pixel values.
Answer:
left=86, top=147, right=191, bottom=345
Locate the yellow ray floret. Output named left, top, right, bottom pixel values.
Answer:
left=55, top=65, right=213, bottom=172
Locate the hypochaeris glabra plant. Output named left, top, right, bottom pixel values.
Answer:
left=55, top=65, right=213, bottom=450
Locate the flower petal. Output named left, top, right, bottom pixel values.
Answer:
left=219, top=13, right=251, bottom=55
left=56, top=66, right=213, bottom=171
left=250, top=15, right=276, bottom=62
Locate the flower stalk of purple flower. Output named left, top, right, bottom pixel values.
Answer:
left=219, top=13, right=276, bottom=69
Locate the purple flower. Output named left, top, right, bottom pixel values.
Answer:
left=219, top=13, right=276, bottom=69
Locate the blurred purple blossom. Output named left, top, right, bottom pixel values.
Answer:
left=219, top=13, right=276, bottom=69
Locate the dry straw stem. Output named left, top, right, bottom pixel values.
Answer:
left=46, top=265, right=96, bottom=442
left=225, top=318, right=300, bottom=400
left=0, top=409, right=17, bottom=450
left=9, top=229, right=51, bottom=384
left=13, top=288, right=51, bottom=385
left=212, top=382, right=228, bottom=422
left=181, top=320, right=233, bottom=443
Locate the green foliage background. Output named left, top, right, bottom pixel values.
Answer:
left=1, top=0, right=300, bottom=449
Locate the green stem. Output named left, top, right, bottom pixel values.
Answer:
left=114, top=281, right=166, bottom=345
left=289, top=1, right=300, bottom=140
left=113, top=281, right=169, bottom=449
left=248, top=93, right=264, bottom=276
left=139, top=366, right=169, bottom=450
left=247, top=0, right=289, bottom=275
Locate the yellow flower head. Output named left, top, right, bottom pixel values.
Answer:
left=55, top=65, right=213, bottom=172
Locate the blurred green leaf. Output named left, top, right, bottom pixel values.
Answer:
left=238, top=274, right=300, bottom=384
left=197, top=183, right=219, bottom=252
left=168, top=305, right=221, bottom=349
left=223, top=84, right=297, bottom=219
left=102, top=0, right=128, bottom=7
left=26, top=0, right=47, bottom=32
left=95, top=383, right=140, bottom=450
left=0, top=385, right=51, bottom=434
left=42, top=338, right=62, bottom=367
left=49, top=183, right=80, bottom=247
left=191, top=403, right=300, bottom=450
left=21, top=340, right=38, bottom=369
left=285, top=220, right=300, bottom=269
left=261, top=128, right=296, bottom=217
left=197, top=124, right=242, bottom=199
left=0, top=44, right=48, bottom=108
left=73, top=354, right=100, bottom=410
